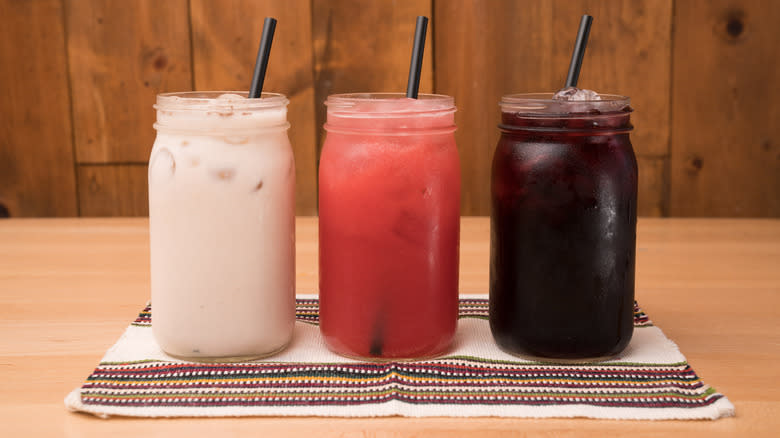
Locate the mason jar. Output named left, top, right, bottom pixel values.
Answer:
left=489, top=93, right=637, bottom=360
left=319, top=93, right=460, bottom=360
left=148, top=91, right=295, bottom=361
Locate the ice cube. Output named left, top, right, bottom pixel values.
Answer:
left=553, top=86, right=602, bottom=101
left=390, top=209, right=427, bottom=247
left=210, top=168, right=236, bottom=181
left=217, top=93, right=245, bottom=101
left=223, top=136, right=249, bottom=145
left=553, top=86, right=578, bottom=100
left=149, top=147, right=176, bottom=180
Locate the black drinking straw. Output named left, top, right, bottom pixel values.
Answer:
left=564, top=14, right=593, bottom=88
left=406, top=16, right=429, bottom=99
left=248, top=17, right=277, bottom=98
left=368, top=310, right=385, bottom=357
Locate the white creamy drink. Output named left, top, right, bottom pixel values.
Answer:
left=149, top=92, right=295, bottom=361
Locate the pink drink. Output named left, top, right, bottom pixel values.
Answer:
left=319, top=93, right=460, bottom=359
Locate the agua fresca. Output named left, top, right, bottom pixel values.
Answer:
left=490, top=90, right=637, bottom=360
left=319, top=94, right=460, bottom=360
left=149, top=92, right=295, bottom=361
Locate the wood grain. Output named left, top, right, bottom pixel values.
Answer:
left=0, top=0, right=78, bottom=217
left=2, top=1, right=778, bottom=218
left=65, top=0, right=193, bottom=163
left=670, top=0, right=780, bottom=217
left=434, top=0, right=673, bottom=215
left=312, top=0, right=434, bottom=145
left=638, top=156, right=668, bottom=217
left=77, top=165, right=148, bottom=216
left=189, top=0, right=318, bottom=215
left=1, top=217, right=779, bottom=435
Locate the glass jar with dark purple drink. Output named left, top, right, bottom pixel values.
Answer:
left=489, top=92, right=637, bottom=360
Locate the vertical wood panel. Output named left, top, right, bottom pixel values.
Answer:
left=77, top=165, right=148, bottom=216
left=0, top=0, right=78, bottom=217
left=66, top=0, right=193, bottom=163
left=637, top=156, right=668, bottom=217
left=435, top=0, right=673, bottom=215
left=670, top=0, right=780, bottom=217
left=189, top=0, right=318, bottom=215
left=312, top=0, right=434, bottom=145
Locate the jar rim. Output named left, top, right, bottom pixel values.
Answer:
left=326, top=93, right=455, bottom=117
left=155, top=91, right=288, bottom=111
left=500, top=92, right=631, bottom=115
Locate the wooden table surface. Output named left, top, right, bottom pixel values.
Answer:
left=1, top=217, right=778, bottom=436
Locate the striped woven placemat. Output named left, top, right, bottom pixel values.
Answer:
left=65, top=296, right=734, bottom=419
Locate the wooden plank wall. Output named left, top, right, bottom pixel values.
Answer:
left=0, top=0, right=78, bottom=217
left=0, top=0, right=777, bottom=218
left=65, top=0, right=193, bottom=216
left=670, top=0, right=779, bottom=216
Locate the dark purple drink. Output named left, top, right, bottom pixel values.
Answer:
left=489, top=92, right=637, bottom=360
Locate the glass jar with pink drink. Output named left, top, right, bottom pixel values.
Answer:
left=319, top=93, right=460, bottom=360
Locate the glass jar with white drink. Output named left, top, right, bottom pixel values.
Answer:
left=148, top=91, right=295, bottom=361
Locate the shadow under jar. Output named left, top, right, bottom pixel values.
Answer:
left=489, top=93, right=638, bottom=360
